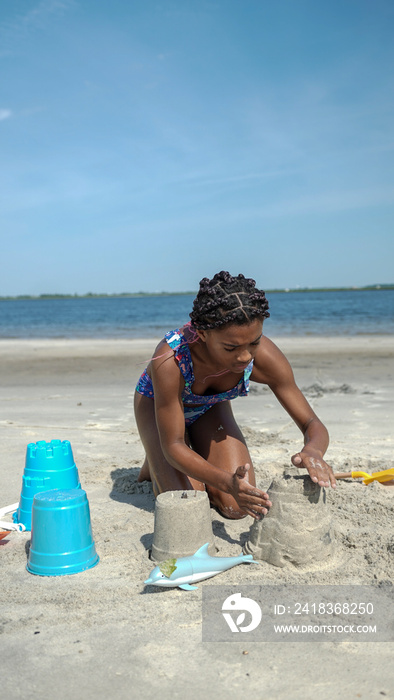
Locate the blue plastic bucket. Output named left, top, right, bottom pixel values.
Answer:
left=14, top=440, right=81, bottom=531
left=27, top=489, right=99, bottom=576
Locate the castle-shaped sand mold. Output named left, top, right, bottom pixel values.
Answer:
left=244, top=469, right=335, bottom=568
left=150, top=490, right=216, bottom=563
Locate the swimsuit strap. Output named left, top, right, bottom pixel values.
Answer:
left=164, top=328, right=194, bottom=389
left=244, top=362, right=253, bottom=385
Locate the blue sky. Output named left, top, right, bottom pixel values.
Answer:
left=1, top=0, right=393, bottom=294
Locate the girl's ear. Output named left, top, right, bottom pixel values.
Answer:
left=195, top=329, right=208, bottom=343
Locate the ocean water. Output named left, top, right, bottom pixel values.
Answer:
left=0, top=290, right=393, bottom=339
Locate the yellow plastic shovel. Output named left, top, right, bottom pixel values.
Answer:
left=334, top=468, right=394, bottom=486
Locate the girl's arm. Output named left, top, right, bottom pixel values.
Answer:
left=150, top=346, right=271, bottom=517
left=251, top=338, right=336, bottom=488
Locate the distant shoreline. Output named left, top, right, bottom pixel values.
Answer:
left=1, top=284, right=393, bottom=301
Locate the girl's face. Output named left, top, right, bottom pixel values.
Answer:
left=196, top=318, right=263, bottom=374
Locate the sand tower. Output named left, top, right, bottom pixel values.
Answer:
left=243, top=470, right=335, bottom=567
left=150, top=490, right=216, bottom=562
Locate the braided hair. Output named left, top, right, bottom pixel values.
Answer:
left=189, top=271, right=270, bottom=330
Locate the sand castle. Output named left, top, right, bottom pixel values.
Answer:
left=150, top=471, right=334, bottom=569
left=243, top=469, right=335, bottom=567
left=150, top=490, right=216, bottom=563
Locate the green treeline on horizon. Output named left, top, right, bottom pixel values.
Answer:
left=0, top=284, right=393, bottom=301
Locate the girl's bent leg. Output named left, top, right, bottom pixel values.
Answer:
left=137, top=456, right=151, bottom=483
left=134, top=391, right=205, bottom=496
left=188, top=401, right=255, bottom=519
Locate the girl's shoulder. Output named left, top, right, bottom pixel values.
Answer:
left=150, top=328, right=190, bottom=386
left=151, top=326, right=186, bottom=359
left=252, top=337, right=294, bottom=385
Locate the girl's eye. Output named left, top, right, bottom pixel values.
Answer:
left=224, top=339, right=260, bottom=352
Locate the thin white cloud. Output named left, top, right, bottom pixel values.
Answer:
left=180, top=167, right=304, bottom=189
left=18, top=0, right=75, bottom=31
left=257, top=186, right=394, bottom=219
left=0, top=109, right=12, bottom=121
left=0, top=0, right=75, bottom=54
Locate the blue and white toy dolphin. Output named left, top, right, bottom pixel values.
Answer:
left=144, top=542, right=258, bottom=591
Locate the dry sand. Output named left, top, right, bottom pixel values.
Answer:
left=0, top=336, right=393, bottom=699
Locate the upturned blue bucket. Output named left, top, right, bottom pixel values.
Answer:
left=27, top=488, right=99, bottom=576
left=14, top=440, right=81, bottom=531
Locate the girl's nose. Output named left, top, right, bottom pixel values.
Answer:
left=237, top=350, right=252, bottom=363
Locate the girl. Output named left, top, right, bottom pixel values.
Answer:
left=135, top=271, right=336, bottom=520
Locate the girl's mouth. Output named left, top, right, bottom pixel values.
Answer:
left=233, top=363, right=249, bottom=372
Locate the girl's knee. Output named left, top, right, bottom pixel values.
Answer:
left=211, top=496, right=248, bottom=520
left=219, top=504, right=248, bottom=520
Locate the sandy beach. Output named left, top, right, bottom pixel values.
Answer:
left=1, top=336, right=393, bottom=699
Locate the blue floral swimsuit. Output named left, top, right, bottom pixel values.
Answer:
left=135, top=326, right=253, bottom=426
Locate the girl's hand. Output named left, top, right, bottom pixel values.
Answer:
left=230, top=464, right=272, bottom=519
left=291, top=450, right=337, bottom=488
